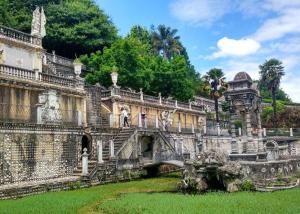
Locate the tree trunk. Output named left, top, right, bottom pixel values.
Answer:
left=272, top=88, right=277, bottom=127
left=215, top=96, right=219, bottom=124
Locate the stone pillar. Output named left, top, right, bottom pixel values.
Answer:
left=77, top=110, right=82, bottom=126
left=238, top=128, right=242, bottom=136
left=97, top=140, right=103, bottom=163
left=256, top=110, right=264, bottom=153
left=110, top=140, right=114, bottom=158
left=175, top=100, right=178, bottom=108
left=245, top=109, right=255, bottom=153
left=192, top=123, right=195, bottom=134
left=230, top=114, right=238, bottom=154
left=140, top=88, right=144, bottom=101
left=138, top=113, right=142, bottom=128
left=217, top=123, right=221, bottom=136
left=159, top=92, right=162, bottom=105
left=109, top=113, right=114, bottom=127
left=82, top=148, right=88, bottom=176
left=178, top=122, right=181, bottom=133
left=290, top=128, right=293, bottom=137
left=155, top=115, right=159, bottom=129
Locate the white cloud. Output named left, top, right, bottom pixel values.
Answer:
left=252, top=8, right=300, bottom=42
left=210, top=37, right=260, bottom=58
left=281, top=77, right=300, bottom=103
left=169, top=0, right=231, bottom=25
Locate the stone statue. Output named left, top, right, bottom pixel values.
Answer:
left=38, top=90, right=62, bottom=124
left=31, top=6, right=46, bottom=38
left=161, top=109, right=176, bottom=130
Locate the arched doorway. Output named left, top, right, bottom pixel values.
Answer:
left=265, top=141, right=278, bottom=161
left=81, top=134, right=92, bottom=157
left=141, top=136, right=154, bottom=160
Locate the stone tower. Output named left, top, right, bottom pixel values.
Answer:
left=224, top=72, right=266, bottom=161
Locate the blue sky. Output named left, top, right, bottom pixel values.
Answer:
left=96, top=0, right=300, bottom=102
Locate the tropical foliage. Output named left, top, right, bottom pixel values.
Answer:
left=259, top=58, right=285, bottom=127
left=82, top=25, right=200, bottom=101
left=203, top=68, right=227, bottom=123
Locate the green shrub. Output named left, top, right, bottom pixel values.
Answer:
left=240, top=180, right=255, bottom=191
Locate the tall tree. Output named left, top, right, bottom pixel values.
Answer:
left=151, top=25, right=182, bottom=60
left=203, top=68, right=227, bottom=124
left=259, top=58, right=285, bottom=127
left=0, top=0, right=118, bottom=58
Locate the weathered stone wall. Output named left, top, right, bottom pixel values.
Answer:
left=202, top=136, right=232, bottom=155
left=241, top=159, right=300, bottom=181
left=169, top=133, right=198, bottom=159
left=0, top=127, right=81, bottom=185
left=0, top=85, right=39, bottom=123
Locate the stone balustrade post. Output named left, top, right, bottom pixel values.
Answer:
left=109, top=113, right=114, bottom=127
left=140, top=88, right=144, bottom=101
left=178, top=122, right=181, bottom=133
left=175, top=100, right=178, bottom=108
left=97, top=140, right=103, bottom=163
left=238, top=127, right=242, bottom=136
left=82, top=148, right=88, bottom=176
left=217, top=123, right=221, bottom=136
left=263, top=128, right=266, bottom=137
left=34, top=68, right=39, bottom=80
left=158, top=92, right=162, bottom=105
left=110, top=139, right=114, bottom=158
left=138, top=113, right=142, bottom=128
left=155, top=115, right=159, bottom=129
left=189, top=100, right=192, bottom=109
left=290, top=128, right=293, bottom=137
left=192, top=123, right=195, bottom=133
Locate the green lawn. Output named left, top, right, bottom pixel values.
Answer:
left=0, top=174, right=300, bottom=214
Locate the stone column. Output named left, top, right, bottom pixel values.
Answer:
left=178, top=121, right=181, bottom=133
left=245, top=109, right=255, bottom=153
left=230, top=113, right=238, bottom=154
left=138, top=113, right=142, bottom=128
left=256, top=110, right=264, bottom=152
left=155, top=115, right=159, bottom=129
left=110, top=140, right=114, bottom=158
left=97, top=140, right=103, bottom=163
left=82, top=148, right=88, bottom=176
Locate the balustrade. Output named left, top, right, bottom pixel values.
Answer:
left=38, top=72, right=76, bottom=87
left=0, top=25, right=42, bottom=46
left=0, top=64, right=35, bottom=80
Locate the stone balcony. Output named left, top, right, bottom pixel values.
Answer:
left=0, top=64, right=83, bottom=90
left=0, top=25, right=42, bottom=47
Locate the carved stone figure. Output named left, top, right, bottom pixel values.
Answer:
left=31, top=7, right=46, bottom=38
left=160, top=109, right=176, bottom=130
left=37, top=90, right=62, bottom=124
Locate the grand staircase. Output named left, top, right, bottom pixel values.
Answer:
left=103, top=127, right=136, bottom=160
left=73, top=128, right=136, bottom=180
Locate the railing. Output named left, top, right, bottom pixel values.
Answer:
left=153, top=151, right=184, bottom=163
left=105, top=88, right=205, bottom=112
left=45, top=52, right=74, bottom=68
left=0, top=64, right=35, bottom=80
left=39, top=72, right=76, bottom=87
left=0, top=64, right=80, bottom=87
left=0, top=25, right=42, bottom=46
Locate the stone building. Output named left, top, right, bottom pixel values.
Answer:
left=0, top=8, right=209, bottom=191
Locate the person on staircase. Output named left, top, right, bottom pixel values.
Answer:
left=121, top=107, right=129, bottom=128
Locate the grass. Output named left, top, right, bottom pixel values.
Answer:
left=0, top=173, right=300, bottom=214
left=0, top=174, right=178, bottom=214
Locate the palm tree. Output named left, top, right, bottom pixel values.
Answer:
left=259, top=58, right=284, bottom=127
left=203, top=68, right=227, bottom=124
left=151, top=25, right=182, bottom=60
